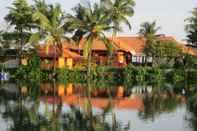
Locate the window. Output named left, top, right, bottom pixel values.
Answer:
left=132, top=56, right=137, bottom=63
left=132, top=55, right=149, bottom=63
left=147, top=57, right=153, bottom=63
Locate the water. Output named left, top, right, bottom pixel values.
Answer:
left=0, top=82, right=196, bottom=131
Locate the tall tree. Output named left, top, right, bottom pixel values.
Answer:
left=139, top=21, right=161, bottom=66
left=29, top=3, right=67, bottom=57
left=139, top=21, right=161, bottom=41
left=5, top=0, right=34, bottom=52
left=101, top=0, right=135, bottom=64
left=185, top=7, right=197, bottom=47
left=143, top=40, right=182, bottom=66
left=66, top=1, right=115, bottom=78
left=101, top=0, right=135, bottom=36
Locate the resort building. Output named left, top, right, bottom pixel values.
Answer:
left=38, top=35, right=197, bottom=68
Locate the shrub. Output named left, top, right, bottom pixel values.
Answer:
left=188, top=93, right=197, bottom=116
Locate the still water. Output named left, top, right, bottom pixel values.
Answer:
left=0, top=82, right=196, bottom=131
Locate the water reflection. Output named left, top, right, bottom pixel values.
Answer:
left=0, top=81, right=195, bottom=131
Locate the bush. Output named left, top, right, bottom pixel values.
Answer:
left=166, top=69, right=186, bottom=83
left=123, top=65, right=165, bottom=84
left=57, top=68, right=86, bottom=84
left=188, top=93, right=197, bottom=116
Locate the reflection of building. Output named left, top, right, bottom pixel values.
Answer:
left=39, top=83, right=188, bottom=113
left=38, top=35, right=197, bottom=68
left=39, top=84, right=144, bottom=111
left=40, top=95, right=144, bottom=111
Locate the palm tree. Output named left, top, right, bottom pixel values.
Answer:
left=29, top=3, right=68, bottom=68
left=101, top=0, right=135, bottom=37
left=138, top=21, right=161, bottom=66
left=138, top=21, right=161, bottom=41
left=66, top=1, right=115, bottom=78
left=185, top=7, right=197, bottom=46
left=5, top=0, right=34, bottom=59
left=100, top=0, right=135, bottom=64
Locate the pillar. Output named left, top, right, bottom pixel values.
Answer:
left=58, top=57, right=65, bottom=68
left=66, top=58, right=73, bottom=69
left=21, top=58, right=28, bottom=66
left=117, top=52, right=124, bottom=64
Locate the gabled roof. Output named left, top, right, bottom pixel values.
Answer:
left=63, top=35, right=197, bottom=55
left=39, top=35, right=197, bottom=57
left=38, top=45, right=82, bottom=59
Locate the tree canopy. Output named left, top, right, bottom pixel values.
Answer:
left=143, top=40, right=182, bottom=66
left=139, top=21, right=161, bottom=41
left=101, top=0, right=135, bottom=36
left=185, top=7, right=197, bottom=47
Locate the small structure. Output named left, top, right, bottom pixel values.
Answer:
left=38, top=45, right=83, bottom=69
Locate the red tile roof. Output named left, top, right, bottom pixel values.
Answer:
left=38, top=45, right=82, bottom=58
left=62, top=36, right=197, bottom=55
left=39, top=36, right=197, bottom=57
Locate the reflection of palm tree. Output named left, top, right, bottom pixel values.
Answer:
left=138, top=87, right=180, bottom=121
left=1, top=82, right=130, bottom=131
left=65, top=81, right=130, bottom=131
left=61, top=104, right=130, bottom=131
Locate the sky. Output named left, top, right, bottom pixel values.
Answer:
left=0, top=0, right=197, bottom=42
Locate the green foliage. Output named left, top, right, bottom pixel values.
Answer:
left=30, top=2, right=68, bottom=56
left=5, top=0, right=33, bottom=31
left=57, top=69, right=86, bottom=84
left=139, top=90, right=180, bottom=120
left=144, top=40, right=182, bottom=67
left=28, top=52, right=41, bottom=68
left=188, top=93, right=197, bottom=116
left=187, top=70, right=197, bottom=82
left=123, top=65, right=165, bottom=84
left=183, top=55, right=197, bottom=69
left=146, top=67, right=164, bottom=82
left=166, top=69, right=186, bottom=83
left=185, top=7, right=197, bottom=46
left=139, top=21, right=161, bottom=40
left=14, top=65, right=43, bottom=82
left=5, top=0, right=34, bottom=49
left=13, top=53, right=47, bottom=82
left=101, top=0, right=135, bottom=35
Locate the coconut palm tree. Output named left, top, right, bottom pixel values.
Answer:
left=29, top=3, right=68, bottom=68
left=138, top=21, right=161, bottom=41
left=138, top=21, right=161, bottom=66
left=100, top=0, right=135, bottom=64
left=5, top=0, right=34, bottom=59
left=101, top=0, right=135, bottom=37
left=66, top=1, right=115, bottom=78
left=185, top=7, right=197, bottom=46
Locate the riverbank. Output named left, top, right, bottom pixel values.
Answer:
left=3, top=65, right=197, bottom=86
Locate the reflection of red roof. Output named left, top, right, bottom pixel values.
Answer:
left=39, top=95, right=144, bottom=111
left=38, top=45, right=83, bottom=58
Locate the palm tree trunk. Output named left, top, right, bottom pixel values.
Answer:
left=109, top=29, right=117, bottom=66
left=87, top=50, right=92, bottom=79
left=19, top=29, right=23, bottom=65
